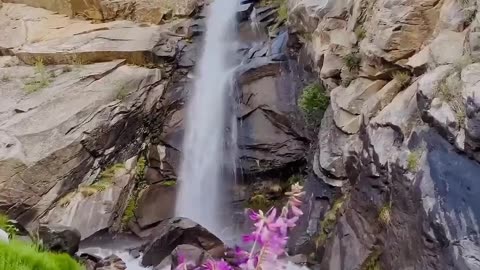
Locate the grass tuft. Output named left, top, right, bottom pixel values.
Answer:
left=362, top=250, right=381, bottom=270
left=121, top=195, right=137, bottom=228
left=0, top=240, right=84, bottom=270
left=378, top=204, right=392, bottom=226
left=437, top=75, right=465, bottom=128
left=23, top=59, right=51, bottom=93
left=80, top=163, right=125, bottom=197
left=407, top=150, right=421, bottom=172
left=355, top=26, right=366, bottom=41
left=160, top=180, right=176, bottom=187
left=116, top=86, right=130, bottom=101
left=316, top=195, right=347, bottom=247
left=392, top=71, right=411, bottom=88
left=343, top=53, right=361, bottom=71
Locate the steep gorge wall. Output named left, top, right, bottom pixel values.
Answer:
left=287, top=0, right=480, bottom=269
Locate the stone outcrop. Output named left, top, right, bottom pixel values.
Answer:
left=142, top=217, right=223, bottom=267
left=37, top=224, right=81, bottom=255
left=3, top=0, right=202, bottom=23
left=286, top=0, right=480, bottom=268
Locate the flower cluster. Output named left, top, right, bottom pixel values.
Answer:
left=176, top=183, right=305, bottom=270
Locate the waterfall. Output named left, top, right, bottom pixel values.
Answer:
left=176, top=0, right=240, bottom=237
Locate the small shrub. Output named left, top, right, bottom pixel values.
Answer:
left=248, top=194, right=273, bottom=211
left=362, top=250, right=381, bottom=270
left=298, top=83, right=329, bottom=126
left=355, top=26, right=366, bottom=41
left=0, top=213, right=18, bottom=238
left=0, top=240, right=84, bottom=270
left=121, top=195, right=137, bottom=227
left=277, top=0, right=288, bottom=22
left=58, top=192, right=76, bottom=208
left=287, top=174, right=304, bottom=186
left=23, top=59, right=51, bottom=93
left=407, top=150, right=421, bottom=172
left=392, top=71, right=411, bottom=88
left=316, top=195, right=347, bottom=247
left=437, top=75, right=465, bottom=127
left=80, top=163, right=125, bottom=197
left=378, top=204, right=392, bottom=226
left=343, top=53, right=361, bottom=71
left=135, top=156, right=146, bottom=180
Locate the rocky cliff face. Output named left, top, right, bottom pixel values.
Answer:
left=0, top=0, right=310, bottom=241
left=287, top=0, right=480, bottom=269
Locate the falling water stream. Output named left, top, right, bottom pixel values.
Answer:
left=176, top=0, right=240, bottom=237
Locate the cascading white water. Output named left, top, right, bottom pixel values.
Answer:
left=176, top=0, right=240, bottom=236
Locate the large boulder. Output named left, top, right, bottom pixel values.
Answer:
left=134, top=182, right=176, bottom=229
left=40, top=163, right=135, bottom=240
left=38, top=225, right=81, bottom=255
left=142, top=217, right=223, bottom=267
left=361, top=0, right=440, bottom=64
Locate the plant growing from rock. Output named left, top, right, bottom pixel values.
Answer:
left=343, top=53, right=361, bottom=71
left=23, top=58, right=51, bottom=93
left=176, top=183, right=305, bottom=270
left=0, top=214, right=18, bottom=239
left=392, top=71, right=411, bottom=88
left=361, top=250, right=381, bottom=270
left=80, top=163, right=125, bottom=197
left=316, top=195, right=347, bottom=247
left=355, top=26, right=366, bottom=41
left=437, top=75, right=465, bottom=128
left=298, top=83, right=329, bottom=127
left=378, top=203, right=392, bottom=226
left=407, top=150, right=421, bottom=172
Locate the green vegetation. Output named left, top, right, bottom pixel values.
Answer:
left=361, top=250, right=381, bottom=270
left=0, top=240, right=84, bottom=270
left=23, top=59, right=51, bottom=93
left=160, top=180, right=176, bottom=187
left=343, top=53, right=361, bottom=71
left=277, top=0, right=288, bottom=22
left=355, top=26, right=366, bottom=41
left=287, top=174, right=304, bottom=186
left=298, top=83, right=329, bottom=126
left=0, top=213, right=18, bottom=239
left=407, top=150, right=421, bottom=172
left=437, top=75, right=465, bottom=128
left=80, top=163, right=125, bottom=197
left=121, top=155, right=148, bottom=229
left=121, top=195, right=137, bottom=228
left=378, top=203, right=392, bottom=226
left=116, top=86, right=130, bottom=100
left=392, top=71, right=411, bottom=88
left=316, top=195, right=347, bottom=247
left=135, top=156, right=146, bottom=181
left=248, top=194, right=273, bottom=212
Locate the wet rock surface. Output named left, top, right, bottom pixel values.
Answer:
left=38, top=224, right=81, bottom=255
left=142, top=217, right=223, bottom=267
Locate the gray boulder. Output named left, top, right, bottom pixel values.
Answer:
left=38, top=225, right=81, bottom=255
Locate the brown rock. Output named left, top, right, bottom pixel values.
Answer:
left=135, top=183, right=176, bottom=229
